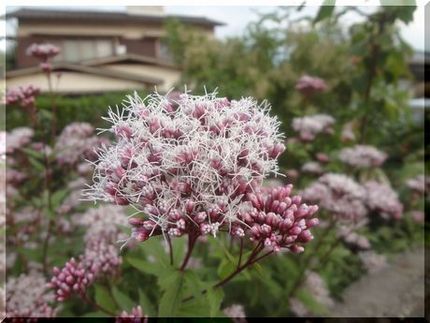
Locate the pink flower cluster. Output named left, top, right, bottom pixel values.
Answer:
left=363, top=181, right=403, bottom=220
left=50, top=206, right=127, bottom=301
left=301, top=161, right=323, bottom=175
left=236, top=185, right=319, bottom=252
left=6, top=271, right=58, bottom=317
left=116, top=306, right=148, bottom=323
left=303, top=174, right=403, bottom=222
left=26, top=43, right=60, bottom=62
left=292, top=114, right=335, bottom=141
left=5, top=127, right=34, bottom=154
left=339, top=145, right=387, bottom=168
left=5, top=85, right=40, bottom=108
left=405, top=175, right=427, bottom=195
left=295, top=75, right=328, bottom=96
left=302, top=173, right=367, bottom=222
left=55, top=122, right=107, bottom=165
left=86, top=91, right=319, bottom=252
left=49, top=258, right=92, bottom=301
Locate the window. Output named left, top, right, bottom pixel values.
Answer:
left=159, top=40, right=173, bottom=62
left=53, top=39, right=114, bottom=62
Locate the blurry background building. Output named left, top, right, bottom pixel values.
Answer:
left=5, top=6, right=223, bottom=93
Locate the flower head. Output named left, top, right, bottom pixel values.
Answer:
left=86, top=91, right=318, bottom=252
left=302, top=173, right=367, bottom=222
left=295, top=75, right=328, bottom=96
left=405, top=175, right=428, bottom=195
left=26, top=43, right=60, bottom=62
left=55, top=122, right=107, bottom=165
left=7, top=271, right=58, bottom=317
left=363, top=181, right=403, bottom=220
left=339, top=145, right=387, bottom=168
left=292, top=114, right=335, bottom=141
left=6, top=127, right=34, bottom=154
left=6, top=85, right=40, bottom=108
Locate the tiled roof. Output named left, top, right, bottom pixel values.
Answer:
left=6, top=8, right=224, bottom=27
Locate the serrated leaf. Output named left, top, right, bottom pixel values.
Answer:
left=126, top=256, right=169, bottom=276
left=94, top=284, right=117, bottom=313
left=111, top=286, right=134, bottom=312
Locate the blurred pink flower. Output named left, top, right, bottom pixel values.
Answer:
left=6, top=85, right=40, bottom=108
left=339, top=145, right=387, bottom=168
left=7, top=271, right=58, bottom=317
left=405, top=175, right=427, bottom=195
left=302, top=173, right=367, bottom=223
left=295, top=75, right=328, bottom=96
left=26, top=43, right=60, bottom=62
left=116, top=305, right=148, bottom=323
left=292, top=114, right=335, bottom=141
left=363, top=181, right=403, bottom=220
left=55, top=122, right=107, bottom=165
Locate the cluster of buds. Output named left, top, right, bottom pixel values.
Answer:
left=291, top=114, right=335, bottom=141
left=302, top=173, right=368, bottom=223
left=6, top=271, right=58, bottom=317
left=26, top=43, right=60, bottom=72
left=338, top=145, right=387, bottom=168
left=55, top=122, right=107, bottom=165
left=51, top=206, right=127, bottom=301
left=49, top=258, right=93, bottom=302
left=236, top=185, right=319, bottom=252
left=5, top=85, right=40, bottom=108
left=295, top=75, right=328, bottom=96
left=363, top=181, right=403, bottom=220
left=116, top=306, right=148, bottom=323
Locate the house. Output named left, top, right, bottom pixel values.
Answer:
left=5, top=7, right=223, bottom=93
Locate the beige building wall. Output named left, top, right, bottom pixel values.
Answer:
left=18, top=22, right=214, bottom=39
left=101, top=64, right=181, bottom=92
left=6, top=72, right=150, bottom=94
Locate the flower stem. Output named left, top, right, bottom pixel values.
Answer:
left=179, top=232, right=198, bottom=271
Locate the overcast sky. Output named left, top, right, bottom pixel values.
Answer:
left=2, top=5, right=427, bottom=52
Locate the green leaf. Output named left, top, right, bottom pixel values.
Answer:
left=177, top=297, right=211, bottom=317
left=314, top=0, right=336, bottom=24
left=28, top=156, right=45, bottom=173
left=94, top=284, right=117, bottom=313
left=126, top=256, right=168, bottom=276
left=158, top=271, right=185, bottom=316
left=51, top=189, right=69, bottom=208
left=111, top=286, right=134, bottom=312
left=138, top=289, right=156, bottom=317
left=207, top=287, right=224, bottom=317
